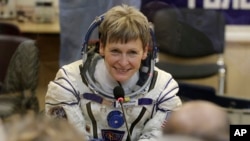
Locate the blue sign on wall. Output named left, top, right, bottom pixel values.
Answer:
left=141, top=0, right=250, bottom=25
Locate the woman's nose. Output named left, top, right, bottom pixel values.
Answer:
left=118, top=54, right=129, bottom=66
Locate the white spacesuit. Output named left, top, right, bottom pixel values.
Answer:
left=45, top=55, right=182, bottom=141
left=45, top=7, right=182, bottom=141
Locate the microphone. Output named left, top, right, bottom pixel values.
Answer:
left=113, top=86, right=131, bottom=141
left=113, top=86, right=125, bottom=102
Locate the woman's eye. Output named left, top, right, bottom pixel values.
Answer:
left=129, top=51, right=138, bottom=55
left=126, top=51, right=138, bottom=58
left=110, top=49, right=120, bottom=54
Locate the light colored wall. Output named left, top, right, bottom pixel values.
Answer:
left=226, top=42, right=250, bottom=98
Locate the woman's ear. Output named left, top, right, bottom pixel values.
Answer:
left=99, top=42, right=104, bottom=56
left=142, top=46, right=149, bottom=60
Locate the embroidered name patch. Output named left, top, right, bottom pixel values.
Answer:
left=101, top=129, right=125, bottom=141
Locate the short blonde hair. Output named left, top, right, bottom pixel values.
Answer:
left=99, top=4, right=151, bottom=50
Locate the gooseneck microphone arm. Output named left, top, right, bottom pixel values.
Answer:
left=119, top=98, right=131, bottom=141
left=113, top=86, right=131, bottom=141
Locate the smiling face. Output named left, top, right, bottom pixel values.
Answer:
left=99, top=38, right=148, bottom=83
left=98, top=5, right=151, bottom=83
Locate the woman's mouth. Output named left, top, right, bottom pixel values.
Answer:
left=115, top=68, right=130, bottom=73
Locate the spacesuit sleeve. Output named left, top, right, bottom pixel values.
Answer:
left=138, top=71, right=182, bottom=141
left=45, top=67, right=89, bottom=139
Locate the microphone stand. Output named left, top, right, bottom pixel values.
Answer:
left=118, top=98, right=131, bottom=141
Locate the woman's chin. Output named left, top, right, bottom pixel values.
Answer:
left=114, top=76, right=129, bottom=83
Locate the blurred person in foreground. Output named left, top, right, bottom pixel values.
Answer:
left=0, top=118, right=7, bottom=141
left=162, top=100, right=230, bottom=141
left=45, top=4, right=182, bottom=141
left=1, top=111, right=84, bottom=141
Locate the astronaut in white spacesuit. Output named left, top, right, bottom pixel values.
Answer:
left=45, top=4, right=182, bottom=141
